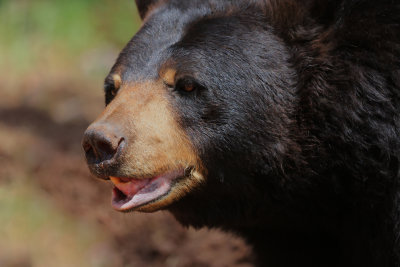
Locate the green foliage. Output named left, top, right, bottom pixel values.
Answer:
left=0, top=0, right=141, bottom=73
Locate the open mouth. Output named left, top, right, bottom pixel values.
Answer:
left=110, top=169, right=186, bottom=211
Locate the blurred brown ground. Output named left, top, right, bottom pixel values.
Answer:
left=0, top=0, right=252, bottom=266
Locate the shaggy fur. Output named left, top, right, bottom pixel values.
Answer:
left=88, top=0, right=400, bottom=266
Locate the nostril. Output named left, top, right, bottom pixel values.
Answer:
left=84, top=145, right=97, bottom=164
left=83, top=128, right=124, bottom=165
left=96, top=140, right=117, bottom=161
left=82, top=137, right=99, bottom=164
left=117, top=137, right=125, bottom=150
left=83, top=141, right=92, bottom=154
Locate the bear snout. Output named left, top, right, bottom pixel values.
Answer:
left=82, top=122, right=125, bottom=178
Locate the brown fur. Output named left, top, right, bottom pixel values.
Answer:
left=111, top=74, right=122, bottom=96
left=90, top=80, right=206, bottom=211
left=160, top=68, right=177, bottom=87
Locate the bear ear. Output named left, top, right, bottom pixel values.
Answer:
left=135, top=0, right=160, bottom=19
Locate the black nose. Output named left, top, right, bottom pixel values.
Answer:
left=82, top=125, right=123, bottom=165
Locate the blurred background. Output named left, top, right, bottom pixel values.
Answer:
left=0, top=0, right=252, bottom=266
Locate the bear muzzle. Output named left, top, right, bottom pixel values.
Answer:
left=82, top=81, right=206, bottom=212
left=82, top=122, right=126, bottom=179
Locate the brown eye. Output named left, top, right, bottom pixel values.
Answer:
left=175, top=77, right=199, bottom=93
left=104, top=74, right=122, bottom=105
left=183, top=81, right=194, bottom=92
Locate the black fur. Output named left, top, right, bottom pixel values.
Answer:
left=106, top=0, right=400, bottom=266
left=135, top=0, right=160, bottom=19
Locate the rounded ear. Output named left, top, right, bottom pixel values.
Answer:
left=135, top=0, right=160, bottom=19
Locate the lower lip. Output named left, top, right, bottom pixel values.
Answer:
left=111, top=169, right=185, bottom=211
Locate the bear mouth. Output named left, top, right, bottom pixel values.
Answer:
left=110, top=169, right=186, bottom=211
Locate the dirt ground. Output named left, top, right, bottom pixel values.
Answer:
left=0, top=62, right=253, bottom=267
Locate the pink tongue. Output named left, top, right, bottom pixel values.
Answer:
left=110, top=177, right=150, bottom=197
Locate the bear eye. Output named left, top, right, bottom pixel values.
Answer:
left=110, top=87, right=118, bottom=96
left=104, top=74, right=122, bottom=105
left=175, top=77, right=200, bottom=93
left=106, top=84, right=118, bottom=96
left=104, top=83, right=116, bottom=105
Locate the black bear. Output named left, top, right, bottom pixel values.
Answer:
left=82, top=0, right=400, bottom=266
